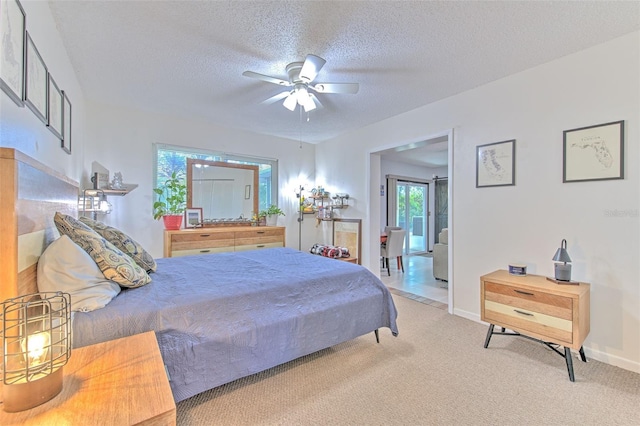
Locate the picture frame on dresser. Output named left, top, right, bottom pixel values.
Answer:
left=0, top=0, right=26, bottom=107
left=24, top=31, right=48, bottom=124
left=563, top=120, right=624, bottom=183
left=62, top=90, right=72, bottom=154
left=185, top=207, right=203, bottom=228
left=476, top=139, right=515, bottom=188
left=47, top=73, right=63, bottom=139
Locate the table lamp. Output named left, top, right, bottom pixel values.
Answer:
left=0, top=292, right=71, bottom=412
left=552, top=239, right=572, bottom=281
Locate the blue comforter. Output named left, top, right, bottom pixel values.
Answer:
left=72, top=247, right=398, bottom=402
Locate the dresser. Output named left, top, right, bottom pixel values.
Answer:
left=163, top=226, right=286, bottom=257
left=480, top=269, right=590, bottom=381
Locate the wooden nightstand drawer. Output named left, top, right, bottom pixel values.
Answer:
left=484, top=281, right=573, bottom=320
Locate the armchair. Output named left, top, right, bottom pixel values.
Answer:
left=433, top=228, right=448, bottom=281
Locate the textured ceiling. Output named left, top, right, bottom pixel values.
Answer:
left=49, top=0, right=639, bottom=153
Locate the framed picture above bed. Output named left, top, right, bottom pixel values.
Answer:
left=333, top=218, right=362, bottom=264
left=185, top=207, right=203, bottom=228
left=62, top=90, right=72, bottom=154
left=24, top=31, right=48, bottom=124
left=0, top=0, right=26, bottom=107
left=47, top=73, right=63, bottom=139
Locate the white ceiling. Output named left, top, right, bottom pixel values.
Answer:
left=48, top=1, right=639, bottom=166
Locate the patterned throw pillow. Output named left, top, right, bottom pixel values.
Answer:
left=79, top=216, right=157, bottom=272
left=54, top=212, right=151, bottom=288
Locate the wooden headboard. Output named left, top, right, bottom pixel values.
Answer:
left=0, top=148, right=79, bottom=302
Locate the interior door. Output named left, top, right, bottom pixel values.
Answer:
left=395, top=182, right=428, bottom=255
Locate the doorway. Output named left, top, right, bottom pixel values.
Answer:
left=395, top=181, right=428, bottom=255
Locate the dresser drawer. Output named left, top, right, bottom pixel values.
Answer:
left=171, top=231, right=235, bottom=251
left=234, top=228, right=284, bottom=246
left=482, top=280, right=574, bottom=345
left=235, top=241, right=283, bottom=252
left=171, top=246, right=231, bottom=257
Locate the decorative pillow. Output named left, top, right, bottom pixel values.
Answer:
left=37, top=235, right=121, bottom=312
left=54, top=212, right=151, bottom=288
left=79, top=216, right=157, bottom=272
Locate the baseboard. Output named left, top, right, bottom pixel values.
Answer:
left=451, top=308, right=640, bottom=375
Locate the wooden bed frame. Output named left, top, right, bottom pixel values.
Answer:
left=0, top=148, right=79, bottom=303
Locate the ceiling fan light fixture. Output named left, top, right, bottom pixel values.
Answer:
left=302, top=95, right=316, bottom=112
left=283, top=92, right=297, bottom=111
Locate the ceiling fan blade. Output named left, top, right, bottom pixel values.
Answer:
left=299, top=54, right=326, bottom=82
left=261, top=91, right=290, bottom=105
left=312, top=82, right=359, bottom=94
left=242, top=71, right=290, bottom=86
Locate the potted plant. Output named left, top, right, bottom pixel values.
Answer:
left=259, top=204, right=285, bottom=226
left=153, top=171, right=187, bottom=230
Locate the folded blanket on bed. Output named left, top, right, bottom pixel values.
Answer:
left=310, top=243, right=351, bottom=258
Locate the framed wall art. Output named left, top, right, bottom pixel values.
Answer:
left=0, top=0, right=26, bottom=106
left=62, top=90, right=72, bottom=154
left=47, top=73, right=63, bottom=139
left=476, top=139, right=515, bottom=188
left=563, top=120, right=624, bottom=183
left=24, top=31, right=48, bottom=124
left=185, top=207, right=203, bottom=228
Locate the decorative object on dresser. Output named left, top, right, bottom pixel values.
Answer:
left=185, top=207, right=203, bottom=228
left=260, top=204, right=285, bottom=226
left=153, top=170, right=187, bottom=230
left=476, top=139, right=516, bottom=188
left=163, top=226, right=286, bottom=257
left=481, top=270, right=590, bottom=381
left=563, top=120, right=624, bottom=183
left=549, top=238, right=576, bottom=284
left=0, top=292, right=71, bottom=412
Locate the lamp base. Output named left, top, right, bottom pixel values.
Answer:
left=2, top=367, right=64, bottom=412
left=546, top=277, right=580, bottom=285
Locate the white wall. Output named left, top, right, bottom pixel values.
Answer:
left=83, top=101, right=318, bottom=257
left=317, top=32, right=640, bottom=373
left=0, top=1, right=84, bottom=180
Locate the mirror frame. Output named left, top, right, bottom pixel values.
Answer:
left=186, top=158, right=259, bottom=222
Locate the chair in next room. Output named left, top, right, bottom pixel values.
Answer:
left=380, top=229, right=406, bottom=276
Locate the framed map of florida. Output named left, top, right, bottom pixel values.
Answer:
left=563, top=120, right=624, bottom=183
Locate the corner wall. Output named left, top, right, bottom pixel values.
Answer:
left=316, top=32, right=640, bottom=372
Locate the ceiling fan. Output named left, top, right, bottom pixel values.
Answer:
left=242, top=54, right=359, bottom=112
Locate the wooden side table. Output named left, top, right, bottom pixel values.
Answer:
left=480, top=270, right=590, bottom=381
left=0, top=331, right=176, bottom=425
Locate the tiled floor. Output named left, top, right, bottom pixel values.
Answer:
left=379, top=254, right=448, bottom=310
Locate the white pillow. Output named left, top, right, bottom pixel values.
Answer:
left=37, top=235, right=121, bottom=312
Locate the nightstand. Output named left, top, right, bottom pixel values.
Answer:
left=0, top=331, right=176, bottom=425
left=481, top=270, right=590, bottom=381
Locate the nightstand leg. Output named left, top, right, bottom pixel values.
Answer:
left=579, top=346, right=587, bottom=362
left=564, top=347, right=575, bottom=382
left=484, top=324, right=495, bottom=348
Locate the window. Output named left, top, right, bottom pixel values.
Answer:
left=154, top=144, right=278, bottom=211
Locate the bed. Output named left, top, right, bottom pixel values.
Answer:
left=0, top=148, right=398, bottom=403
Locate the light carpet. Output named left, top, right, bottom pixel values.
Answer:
left=176, top=294, right=639, bottom=425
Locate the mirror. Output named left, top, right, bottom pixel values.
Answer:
left=187, top=159, right=259, bottom=224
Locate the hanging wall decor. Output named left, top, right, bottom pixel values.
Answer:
left=47, top=73, right=63, bottom=139
left=563, top=120, right=624, bottom=183
left=24, top=31, right=48, bottom=124
left=0, top=0, right=26, bottom=106
left=476, top=139, right=516, bottom=188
